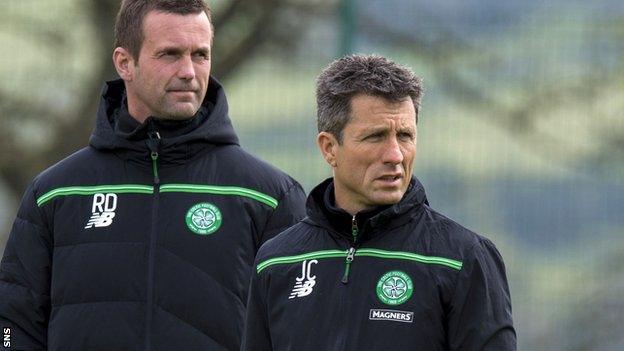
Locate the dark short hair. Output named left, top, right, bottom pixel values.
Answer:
left=114, top=0, right=212, bottom=60
left=316, top=54, right=423, bottom=142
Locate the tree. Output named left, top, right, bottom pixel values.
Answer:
left=0, top=0, right=334, bottom=203
left=359, top=4, right=624, bottom=176
left=0, top=0, right=335, bottom=252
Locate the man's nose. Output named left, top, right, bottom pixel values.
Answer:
left=177, top=55, right=196, bottom=80
left=382, top=137, right=404, bottom=164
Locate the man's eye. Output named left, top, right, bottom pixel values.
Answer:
left=365, top=133, right=383, bottom=141
left=398, top=133, right=414, bottom=140
left=193, top=52, right=209, bottom=60
left=159, top=52, right=178, bottom=58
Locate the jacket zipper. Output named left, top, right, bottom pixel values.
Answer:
left=145, top=131, right=161, bottom=351
left=147, top=131, right=161, bottom=184
left=341, top=215, right=358, bottom=284
left=150, top=152, right=160, bottom=184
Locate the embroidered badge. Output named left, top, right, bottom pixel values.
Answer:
left=376, top=270, right=414, bottom=305
left=185, top=202, right=222, bottom=235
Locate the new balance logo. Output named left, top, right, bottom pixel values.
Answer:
left=84, top=212, right=116, bottom=228
left=289, top=259, right=318, bottom=299
left=85, top=193, right=117, bottom=229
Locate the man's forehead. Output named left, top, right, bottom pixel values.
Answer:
left=151, top=41, right=211, bottom=51
left=142, top=10, right=212, bottom=39
left=350, top=93, right=414, bottom=114
left=349, top=98, right=415, bottom=125
left=146, top=8, right=210, bottom=19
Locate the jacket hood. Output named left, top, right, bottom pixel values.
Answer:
left=89, top=77, right=239, bottom=164
left=304, top=177, right=429, bottom=242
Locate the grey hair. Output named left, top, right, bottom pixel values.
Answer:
left=316, top=54, right=423, bottom=143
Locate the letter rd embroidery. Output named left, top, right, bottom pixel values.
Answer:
left=289, top=260, right=318, bottom=299
left=85, top=193, right=118, bottom=229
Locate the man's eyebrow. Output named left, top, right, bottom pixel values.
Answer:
left=397, top=126, right=416, bottom=134
left=194, top=47, right=211, bottom=55
left=155, top=46, right=210, bottom=54
left=157, top=46, right=184, bottom=54
left=360, top=126, right=389, bottom=136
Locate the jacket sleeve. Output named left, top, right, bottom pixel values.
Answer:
left=0, top=184, right=52, bottom=350
left=241, top=264, right=272, bottom=351
left=447, top=238, right=516, bottom=351
left=260, top=180, right=306, bottom=245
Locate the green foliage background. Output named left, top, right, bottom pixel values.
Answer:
left=1, top=1, right=623, bottom=349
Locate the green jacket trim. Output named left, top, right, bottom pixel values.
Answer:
left=36, top=184, right=279, bottom=209
left=257, top=250, right=347, bottom=273
left=256, top=248, right=462, bottom=273
left=160, top=184, right=279, bottom=209
left=356, top=248, right=463, bottom=270
left=37, top=185, right=154, bottom=206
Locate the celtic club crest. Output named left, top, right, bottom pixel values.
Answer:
left=376, top=270, right=414, bottom=305
left=185, top=202, right=222, bottom=235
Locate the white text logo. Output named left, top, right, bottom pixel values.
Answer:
left=85, top=193, right=117, bottom=229
left=289, top=259, right=318, bottom=299
left=3, top=327, right=10, bottom=348
left=369, top=309, right=414, bottom=323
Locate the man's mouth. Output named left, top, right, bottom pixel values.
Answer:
left=168, top=90, right=195, bottom=93
left=376, top=174, right=402, bottom=183
left=168, top=90, right=197, bottom=100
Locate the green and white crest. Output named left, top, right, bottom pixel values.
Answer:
left=376, top=270, right=414, bottom=305
left=185, top=202, right=222, bottom=235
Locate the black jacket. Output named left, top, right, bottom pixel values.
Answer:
left=0, top=78, right=306, bottom=351
left=242, top=178, right=516, bottom=350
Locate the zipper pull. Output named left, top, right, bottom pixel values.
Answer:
left=341, top=247, right=356, bottom=284
left=147, top=131, right=161, bottom=185
left=150, top=151, right=160, bottom=185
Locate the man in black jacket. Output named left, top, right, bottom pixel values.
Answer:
left=0, top=1, right=306, bottom=350
left=242, top=55, right=516, bottom=350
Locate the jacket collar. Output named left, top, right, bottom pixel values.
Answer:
left=89, top=77, right=239, bottom=165
left=304, top=177, right=429, bottom=243
left=112, top=97, right=211, bottom=141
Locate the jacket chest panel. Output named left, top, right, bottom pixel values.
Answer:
left=154, top=192, right=263, bottom=275
left=45, top=186, right=268, bottom=306
left=48, top=191, right=153, bottom=307
left=48, top=188, right=266, bottom=251
left=265, top=254, right=454, bottom=349
left=51, top=191, right=154, bottom=246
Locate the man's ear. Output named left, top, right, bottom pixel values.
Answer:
left=316, top=132, right=339, bottom=168
left=112, top=47, right=135, bottom=81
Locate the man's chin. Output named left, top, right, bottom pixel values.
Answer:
left=159, top=104, right=200, bottom=120
left=371, top=190, right=406, bottom=206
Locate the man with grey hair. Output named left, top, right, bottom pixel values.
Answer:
left=0, top=0, right=306, bottom=350
left=242, top=54, right=516, bottom=350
